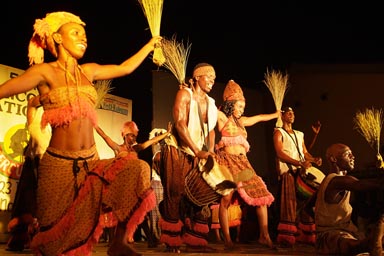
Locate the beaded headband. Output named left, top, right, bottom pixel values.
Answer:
left=281, top=106, right=294, bottom=113
left=192, top=65, right=215, bottom=78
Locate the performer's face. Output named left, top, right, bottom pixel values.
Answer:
left=196, top=73, right=215, bottom=93
left=336, top=146, right=355, bottom=172
left=57, top=22, right=87, bottom=60
left=233, top=100, right=245, bottom=118
left=282, top=109, right=295, bottom=124
left=124, top=133, right=137, bottom=145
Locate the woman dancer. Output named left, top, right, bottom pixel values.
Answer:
left=0, top=11, right=161, bottom=256
left=215, top=80, right=279, bottom=249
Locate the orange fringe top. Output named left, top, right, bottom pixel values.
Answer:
left=40, top=85, right=98, bottom=128
left=218, top=117, right=250, bottom=152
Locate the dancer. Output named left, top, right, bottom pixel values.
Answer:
left=273, top=106, right=322, bottom=247
left=158, top=63, right=218, bottom=253
left=96, top=121, right=171, bottom=246
left=215, top=80, right=279, bottom=249
left=315, top=143, right=384, bottom=256
left=95, top=121, right=171, bottom=158
left=209, top=192, right=242, bottom=243
left=0, top=11, right=161, bottom=256
left=6, top=95, right=51, bottom=251
left=148, top=128, right=168, bottom=245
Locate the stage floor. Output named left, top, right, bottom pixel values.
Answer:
left=0, top=240, right=318, bottom=256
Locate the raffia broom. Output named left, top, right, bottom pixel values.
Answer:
left=138, top=0, right=165, bottom=66
left=263, top=69, right=289, bottom=127
left=160, top=35, right=192, bottom=87
left=94, top=79, right=114, bottom=109
left=353, top=107, right=384, bottom=169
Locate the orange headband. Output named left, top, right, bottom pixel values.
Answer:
left=192, top=65, right=216, bottom=78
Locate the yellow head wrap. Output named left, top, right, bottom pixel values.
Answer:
left=28, top=11, right=85, bottom=66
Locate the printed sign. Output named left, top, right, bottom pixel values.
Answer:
left=95, top=94, right=132, bottom=159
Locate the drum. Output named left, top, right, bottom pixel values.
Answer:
left=185, top=166, right=221, bottom=208
left=185, top=155, right=235, bottom=208
left=200, top=155, right=235, bottom=196
left=296, top=166, right=325, bottom=199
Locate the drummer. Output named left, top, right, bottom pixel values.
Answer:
left=273, top=106, right=322, bottom=247
left=315, top=143, right=384, bottom=255
left=158, top=63, right=218, bottom=253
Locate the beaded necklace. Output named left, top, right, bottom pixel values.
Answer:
left=56, top=59, right=94, bottom=126
left=56, top=60, right=93, bottom=85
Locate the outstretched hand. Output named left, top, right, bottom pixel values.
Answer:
left=167, top=121, right=172, bottom=133
left=148, top=35, right=163, bottom=50
left=313, top=157, right=322, bottom=167
left=312, top=120, right=321, bottom=135
left=377, top=153, right=384, bottom=169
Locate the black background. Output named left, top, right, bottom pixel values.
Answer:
left=1, top=0, right=384, bottom=163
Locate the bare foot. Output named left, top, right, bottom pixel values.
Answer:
left=186, top=245, right=217, bottom=253
left=258, top=237, right=275, bottom=249
left=224, top=241, right=235, bottom=251
left=164, top=246, right=180, bottom=253
left=107, top=242, right=142, bottom=256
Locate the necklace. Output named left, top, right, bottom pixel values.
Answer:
left=56, top=60, right=81, bottom=86
left=56, top=60, right=84, bottom=121
left=56, top=61, right=93, bottom=85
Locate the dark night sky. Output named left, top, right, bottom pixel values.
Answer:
left=2, top=0, right=384, bottom=87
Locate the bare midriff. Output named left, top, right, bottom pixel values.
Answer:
left=50, top=118, right=95, bottom=151
left=223, top=144, right=247, bottom=156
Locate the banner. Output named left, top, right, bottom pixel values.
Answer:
left=0, top=64, right=35, bottom=212
left=95, top=93, right=132, bottom=159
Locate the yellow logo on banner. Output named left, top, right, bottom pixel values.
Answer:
left=2, top=124, right=29, bottom=163
left=0, top=64, right=29, bottom=212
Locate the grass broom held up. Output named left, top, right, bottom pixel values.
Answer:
left=263, top=69, right=289, bottom=127
left=160, top=35, right=192, bottom=88
left=353, top=107, right=384, bottom=169
left=138, top=0, right=165, bottom=66
left=94, top=79, right=113, bottom=109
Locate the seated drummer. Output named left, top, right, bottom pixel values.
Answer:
left=273, top=106, right=322, bottom=247
left=315, top=143, right=384, bottom=256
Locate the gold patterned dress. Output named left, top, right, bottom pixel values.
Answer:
left=215, top=117, right=275, bottom=206
left=30, top=84, right=156, bottom=256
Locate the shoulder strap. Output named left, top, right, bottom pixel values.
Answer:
left=281, top=128, right=304, bottom=161
left=197, top=97, right=210, bottom=151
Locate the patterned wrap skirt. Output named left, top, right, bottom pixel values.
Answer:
left=30, top=145, right=155, bottom=256
left=215, top=150, right=274, bottom=207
